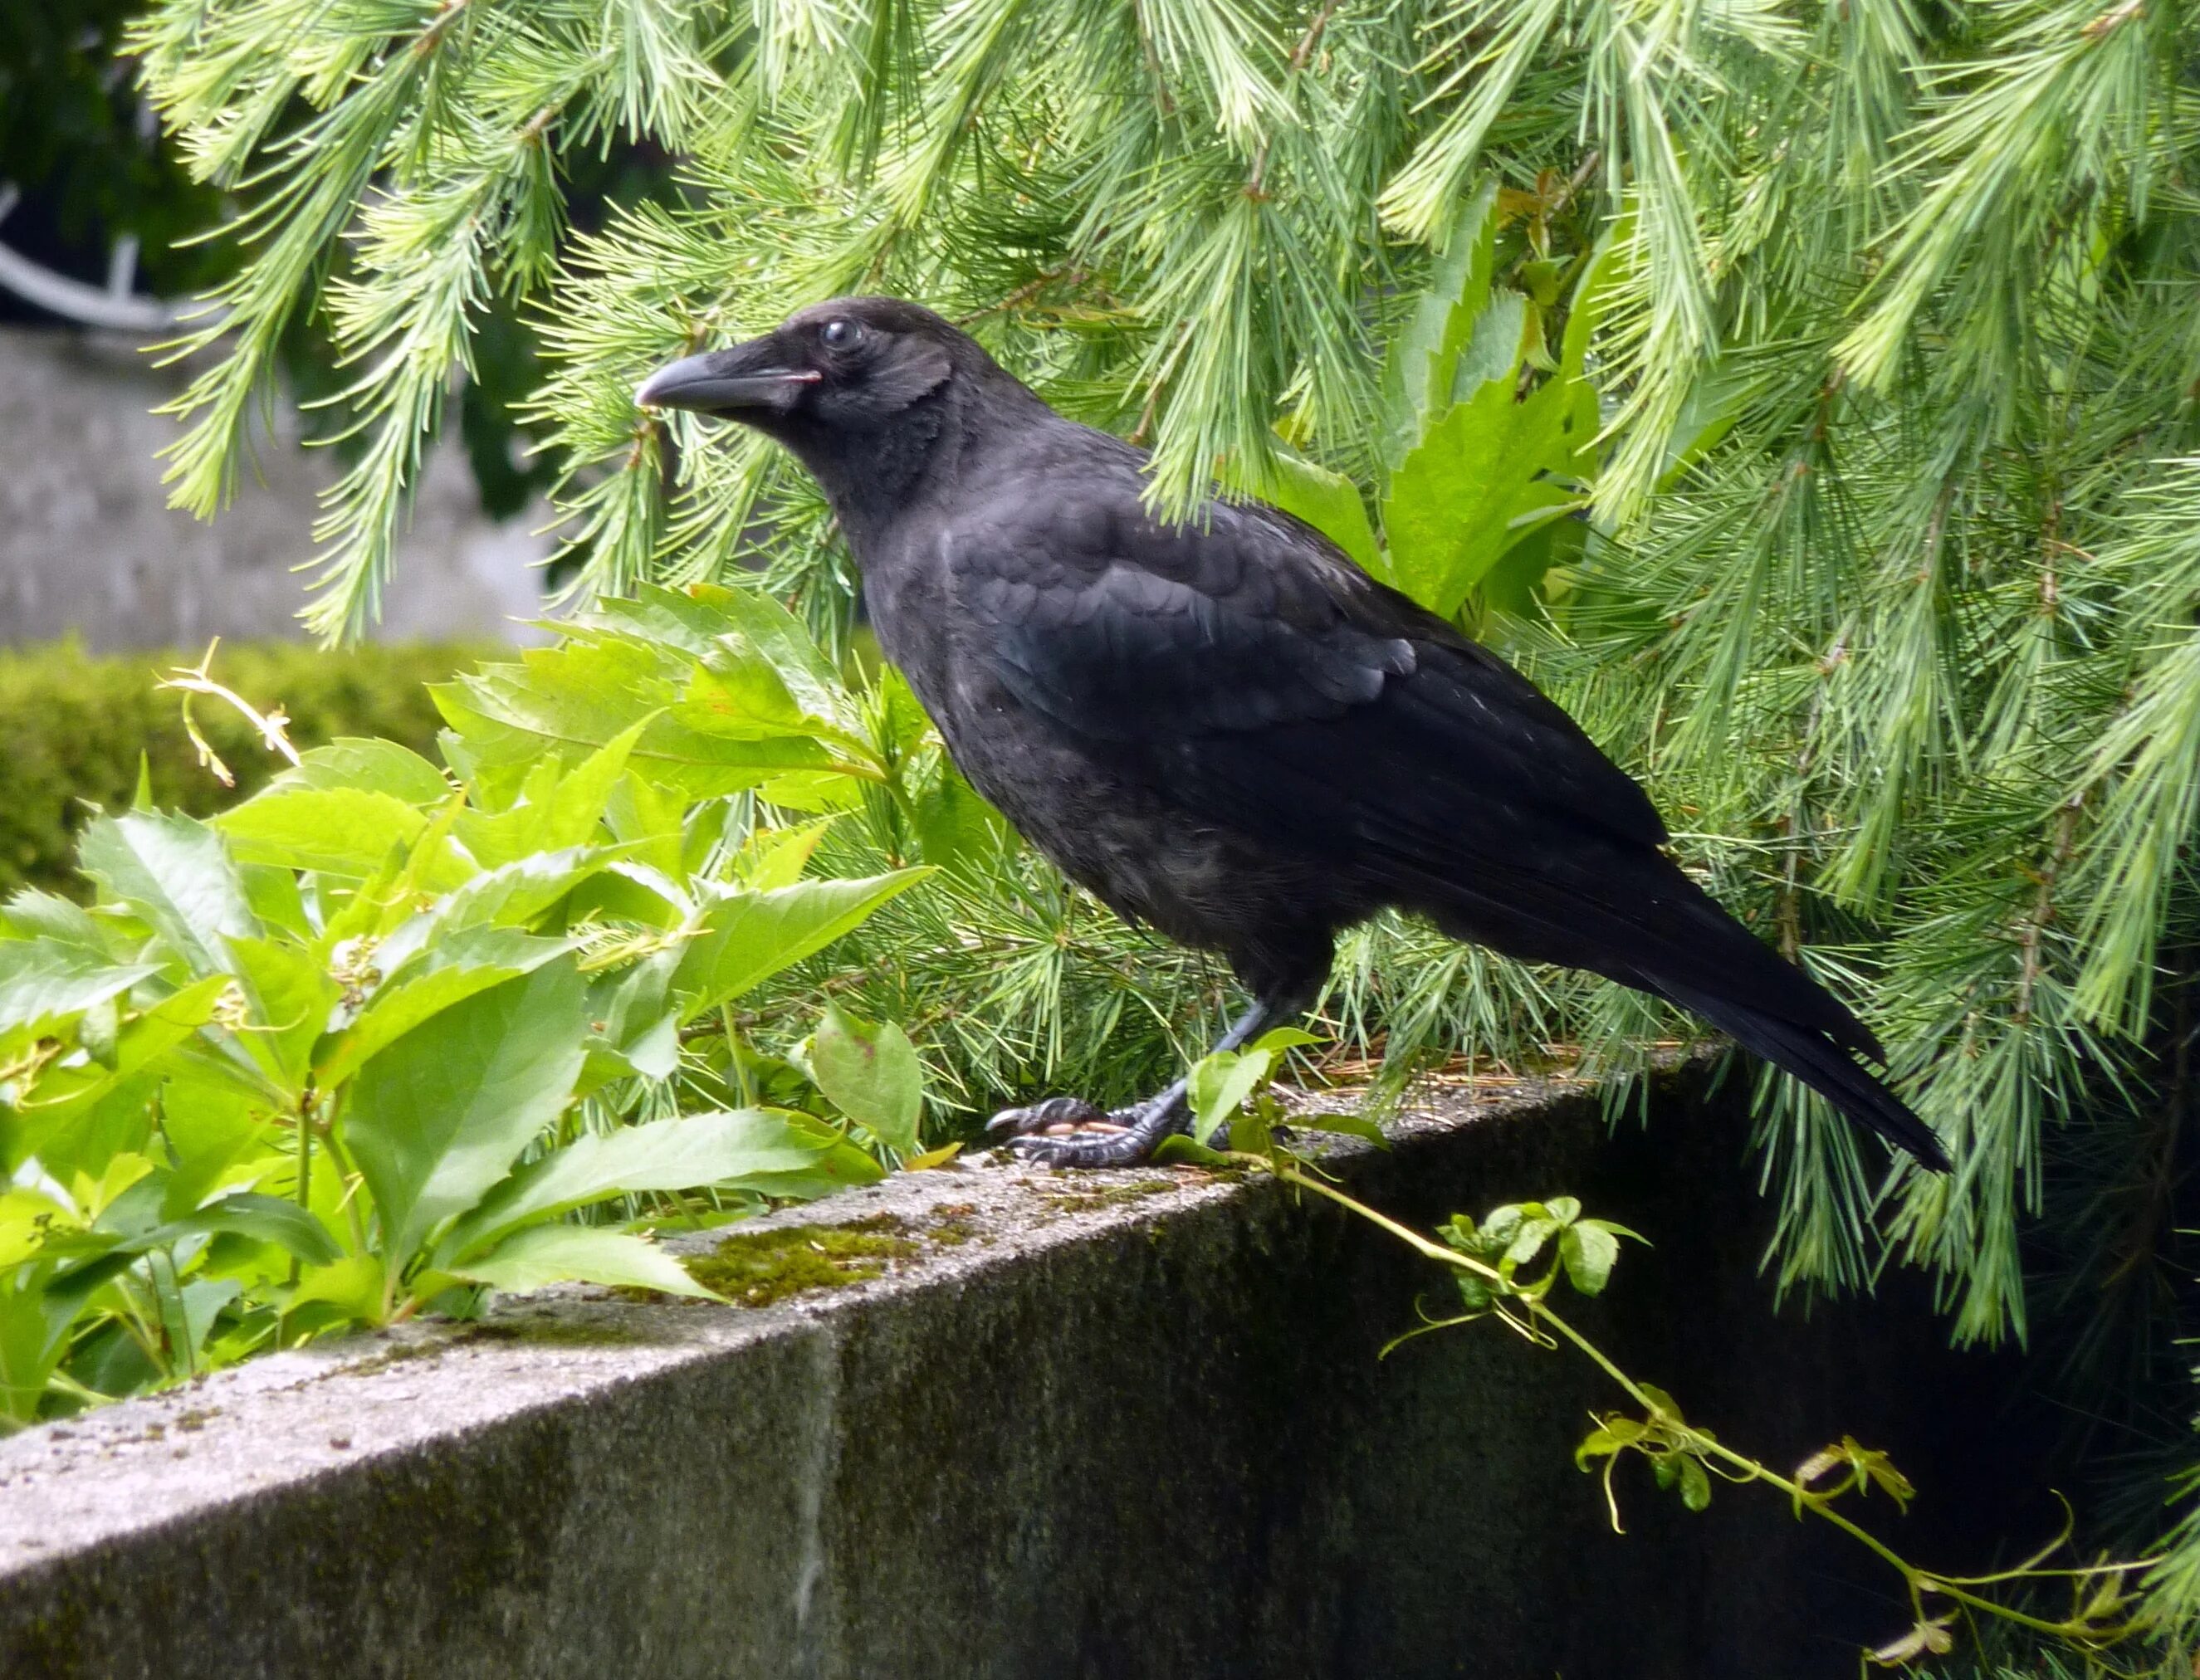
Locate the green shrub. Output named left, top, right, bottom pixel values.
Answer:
left=0, top=641, right=477, bottom=899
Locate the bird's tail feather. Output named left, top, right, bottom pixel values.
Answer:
left=1650, top=978, right=1950, bottom=1171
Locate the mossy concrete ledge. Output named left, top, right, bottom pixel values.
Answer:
left=0, top=1062, right=2025, bottom=1680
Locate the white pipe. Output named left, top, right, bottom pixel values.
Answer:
left=0, top=182, right=208, bottom=335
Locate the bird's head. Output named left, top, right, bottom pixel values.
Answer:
left=634, top=296, right=974, bottom=439
left=637, top=297, right=1034, bottom=530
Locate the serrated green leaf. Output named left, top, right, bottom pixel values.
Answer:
left=449, top=1223, right=719, bottom=1300
left=1502, top=1215, right=1559, bottom=1272
left=439, top=1107, right=834, bottom=1264
left=673, top=872, right=928, bottom=1021
left=78, top=812, right=258, bottom=979
left=0, top=942, right=160, bottom=1038
left=1379, top=178, right=1500, bottom=470
left=341, top=963, right=588, bottom=1274
left=14, top=974, right=231, bottom=1124
left=697, top=584, right=861, bottom=733
left=316, top=930, right=569, bottom=1088
left=734, top=818, right=836, bottom=891
left=1379, top=377, right=1581, bottom=618
left=2, top=891, right=107, bottom=949
left=269, top=739, right=452, bottom=806
left=214, top=788, right=429, bottom=879
left=412, top=847, right=612, bottom=940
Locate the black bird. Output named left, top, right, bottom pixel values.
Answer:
left=638, top=297, right=1950, bottom=1173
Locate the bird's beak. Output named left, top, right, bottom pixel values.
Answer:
left=634, top=345, right=822, bottom=415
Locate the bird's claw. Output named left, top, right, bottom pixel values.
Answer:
left=985, top=1096, right=1111, bottom=1140
left=1004, top=1124, right=1161, bottom=1169
left=986, top=1094, right=1194, bottom=1168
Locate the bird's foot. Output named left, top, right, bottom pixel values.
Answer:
left=985, top=1095, right=1185, bottom=1169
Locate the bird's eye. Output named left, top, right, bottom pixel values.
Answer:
left=819, top=318, right=859, bottom=349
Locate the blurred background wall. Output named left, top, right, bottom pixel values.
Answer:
left=0, top=327, right=550, bottom=649
left=0, top=2, right=559, bottom=650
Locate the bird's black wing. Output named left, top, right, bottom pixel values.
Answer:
left=952, top=480, right=1891, bottom=1063
left=956, top=486, right=1670, bottom=861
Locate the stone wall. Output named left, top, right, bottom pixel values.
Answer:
left=0, top=327, right=548, bottom=649
left=0, top=1064, right=2040, bottom=1680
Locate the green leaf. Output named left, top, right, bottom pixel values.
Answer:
left=731, top=818, right=834, bottom=892
left=1291, top=1111, right=1390, bottom=1150
left=541, top=720, right=649, bottom=851
left=216, top=788, right=427, bottom=878
left=1378, top=178, right=1500, bottom=471
left=673, top=872, right=928, bottom=1021
left=446, top=1223, right=719, bottom=1300
left=183, top=1191, right=343, bottom=1266
left=909, top=769, right=1009, bottom=872
left=677, top=660, right=824, bottom=741
left=226, top=935, right=339, bottom=1095
left=1187, top=1048, right=1273, bottom=1147
left=44, top=1191, right=340, bottom=1314
left=0, top=942, right=160, bottom=1037
left=1249, top=446, right=1380, bottom=572
left=438, top=637, right=839, bottom=800
left=1557, top=1221, right=1621, bottom=1296
left=2, top=890, right=107, bottom=949
left=286, top=1254, right=385, bottom=1324
left=270, top=738, right=453, bottom=805
left=692, top=584, right=861, bottom=733
left=438, top=1107, right=834, bottom=1263
left=728, top=1108, right=890, bottom=1197
left=575, top=950, right=683, bottom=1096
left=1502, top=1215, right=1560, bottom=1272
left=0, top=1266, right=80, bottom=1424
left=809, top=1006, right=923, bottom=1153
left=316, top=929, right=569, bottom=1088
left=78, top=812, right=259, bottom=978
left=1379, top=376, right=1580, bottom=618
left=1677, top=1455, right=1713, bottom=1512
left=1450, top=291, right=1527, bottom=401
left=341, top=963, right=589, bottom=1273
left=453, top=723, right=653, bottom=869
left=1152, top=1135, right=1234, bottom=1167
left=1575, top=1417, right=1645, bottom=1468
left=13, top=975, right=231, bottom=1125
left=239, top=863, right=313, bottom=938
left=414, top=847, right=612, bottom=939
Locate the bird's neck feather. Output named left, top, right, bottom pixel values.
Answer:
left=785, top=372, right=1045, bottom=553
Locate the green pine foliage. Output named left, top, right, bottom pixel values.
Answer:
left=123, top=0, right=2200, bottom=1643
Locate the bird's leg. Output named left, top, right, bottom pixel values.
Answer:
left=985, top=999, right=1277, bottom=1169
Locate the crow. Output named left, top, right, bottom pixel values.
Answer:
left=638, top=296, right=1950, bottom=1173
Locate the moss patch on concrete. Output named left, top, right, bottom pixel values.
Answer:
left=684, top=1215, right=919, bottom=1307
left=1037, top=1178, right=1181, bottom=1217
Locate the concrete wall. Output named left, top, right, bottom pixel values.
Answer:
left=0, top=328, right=549, bottom=649
left=0, top=1064, right=2036, bottom=1680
